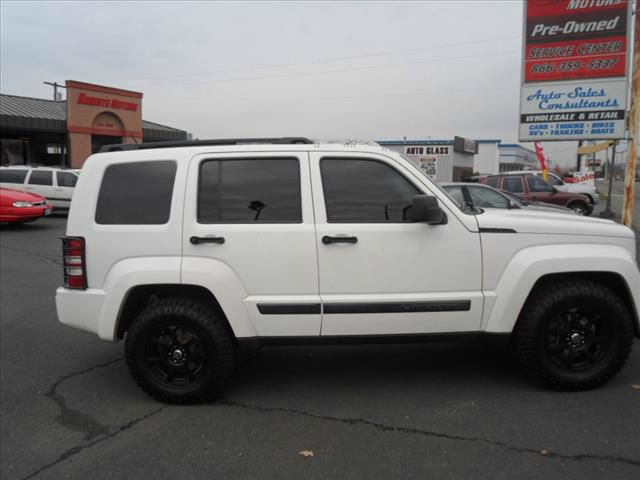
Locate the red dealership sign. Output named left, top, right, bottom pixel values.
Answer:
left=77, top=92, right=139, bottom=112
left=524, top=0, right=630, bottom=83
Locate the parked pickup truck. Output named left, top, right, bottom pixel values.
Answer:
left=56, top=138, right=640, bottom=404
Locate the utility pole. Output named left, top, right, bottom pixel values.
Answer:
left=622, top=2, right=639, bottom=227
left=576, top=140, right=583, bottom=171
left=600, top=141, right=617, bottom=219
left=43, top=81, right=65, bottom=101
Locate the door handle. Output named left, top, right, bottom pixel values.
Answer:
left=322, top=235, right=358, bottom=245
left=190, top=235, right=225, bottom=245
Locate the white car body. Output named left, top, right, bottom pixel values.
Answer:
left=0, top=166, right=78, bottom=210
left=508, top=170, right=599, bottom=205
left=56, top=142, right=639, bottom=343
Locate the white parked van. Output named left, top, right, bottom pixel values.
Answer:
left=0, top=166, right=78, bottom=210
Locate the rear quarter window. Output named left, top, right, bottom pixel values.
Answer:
left=95, top=161, right=177, bottom=225
left=57, top=171, right=78, bottom=188
left=0, top=169, right=28, bottom=183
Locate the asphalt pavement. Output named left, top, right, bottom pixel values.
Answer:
left=1, top=215, right=639, bottom=480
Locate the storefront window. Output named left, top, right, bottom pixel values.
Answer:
left=0, top=139, right=27, bottom=166
left=47, top=144, right=65, bottom=155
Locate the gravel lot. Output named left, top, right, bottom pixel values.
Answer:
left=1, top=214, right=639, bottom=480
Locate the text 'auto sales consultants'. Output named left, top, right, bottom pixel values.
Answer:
left=519, top=0, right=632, bottom=142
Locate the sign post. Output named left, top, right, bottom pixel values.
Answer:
left=601, top=140, right=618, bottom=219
left=622, top=6, right=638, bottom=227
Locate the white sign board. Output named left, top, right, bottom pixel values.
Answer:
left=519, top=79, right=628, bottom=141
left=419, top=157, right=437, bottom=179
left=573, top=171, right=596, bottom=184
left=403, top=145, right=449, bottom=180
left=519, top=0, right=632, bottom=142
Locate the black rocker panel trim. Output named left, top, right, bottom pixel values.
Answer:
left=323, top=300, right=471, bottom=314
left=257, top=303, right=321, bottom=315
left=235, top=332, right=511, bottom=349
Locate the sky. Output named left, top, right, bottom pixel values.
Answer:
left=0, top=0, right=629, bottom=169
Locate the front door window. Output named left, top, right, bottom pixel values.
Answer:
left=320, top=158, right=420, bottom=223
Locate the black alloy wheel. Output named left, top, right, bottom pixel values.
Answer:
left=514, top=279, right=634, bottom=390
left=144, top=325, right=208, bottom=386
left=543, top=307, right=611, bottom=372
left=125, top=298, right=235, bottom=404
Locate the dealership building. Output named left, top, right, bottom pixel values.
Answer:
left=0, top=80, right=187, bottom=168
left=377, top=138, right=539, bottom=182
left=0, top=83, right=539, bottom=180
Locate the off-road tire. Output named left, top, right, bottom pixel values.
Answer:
left=125, top=297, right=235, bottom=404
left=514, top=279, right=633, bottom=390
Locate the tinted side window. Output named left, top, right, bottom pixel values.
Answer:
left=502, top=176, right=524, bottom=193
left=95, top=161, right=176, bottom=225
left=57, top=171, right=78, bottom=188
left=198, top=158, right=301, bottom=223
left=321, top=158, right=420, bottom=223
left=28, top=170, right=53, bottom=186
left=0, top=169, right=28, bottom=183
left=527, top=176, right=554, bottom=193
left=485, top=177, right=499, bottom=188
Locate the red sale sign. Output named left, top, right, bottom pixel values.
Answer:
left=524, top=0, right=630, bottom=83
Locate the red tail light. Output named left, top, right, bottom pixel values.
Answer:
left=62, top=236, right=87, bottom=290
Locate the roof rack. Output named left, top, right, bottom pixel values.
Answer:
left=99, top=137, right=314, bottom=153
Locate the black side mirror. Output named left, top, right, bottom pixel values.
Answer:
left=407, top=195, right=447, bottom=224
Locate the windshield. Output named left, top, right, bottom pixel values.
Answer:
left=500, top=190, right=525, bottom=205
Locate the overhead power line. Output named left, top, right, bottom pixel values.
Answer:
left=190, top=84, right=520, bottom=103
left=137, top=35, right=521, bottom=82
left=147, top=49, right=520, bottom=88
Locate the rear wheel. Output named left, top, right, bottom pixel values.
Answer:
left=514, top=279, right=633, bottom=390
left=125, top=297, right=235, bottom=404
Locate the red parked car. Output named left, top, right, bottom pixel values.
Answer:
left=482, top=174, right=594, bottom=215
left=0, top=187, right=52, bottom=224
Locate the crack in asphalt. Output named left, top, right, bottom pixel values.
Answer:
left=21, top=358, right=167, bottom=480
left=218, top=399, right=640, bottom=468
left=0, top=244, right=62, bottom=266
left=21, top=406, right=167, bottom=480
left=19, top=358, right=640, bottom=479
left=44, top=358, right=122, bottom=441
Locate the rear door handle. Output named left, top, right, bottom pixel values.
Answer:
left=190, top=236, right=225, bottom=245
left=322, top=235, right=358, bottom=245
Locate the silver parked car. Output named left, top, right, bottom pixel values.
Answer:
left=442, top=182, right=576, bottom=214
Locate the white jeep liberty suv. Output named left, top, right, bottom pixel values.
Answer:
left=56, top=138, right=640, bottom=404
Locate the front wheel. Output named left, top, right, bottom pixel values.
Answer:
left=514, top=279, right=633, bottom=390
left=125, top=298, right=235, bottom=404
left=567, top=202, right=588, bottom=215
